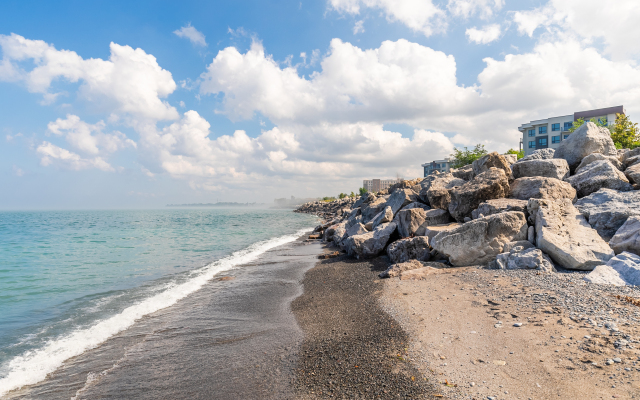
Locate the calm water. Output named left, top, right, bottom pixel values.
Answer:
left=0, top=208, right=317, bottom=396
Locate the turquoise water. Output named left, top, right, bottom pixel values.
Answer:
left=0, top=208, right=317, bottom=395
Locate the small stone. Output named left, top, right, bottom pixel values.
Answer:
left=584, top=335, right=591, bottom=339
left=606, top=359, right=614, bottom=365
left=514, top=323, right=523, bottom=327
left=613, top=358, right=622, bottom=363
left=625, top=367, right=632, bottom=371
left=470, top=382, right=476, bottom=387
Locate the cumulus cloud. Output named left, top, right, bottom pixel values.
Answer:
left=47, top=114, right=136, bottom=155
left=447, top=0, right=504, bottom=19
left=353, top=20, right=365, bottom=34
left=466, top=24, right=501, bottom=44
left=36, top=141, right=115, bottom=172
left=173, top=24, right=207, bottom=47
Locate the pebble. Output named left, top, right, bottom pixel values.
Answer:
left=513, top=323, right=523, bottom=327
left=470, top=382, right=475, bottom=387
left=613, top=358, right=622, bottom=363
left=606, top=359, right=614, bottom=365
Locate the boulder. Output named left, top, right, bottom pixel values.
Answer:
left=529, top=199, right=614, bottom=270
left=472, top=152, right=512, bottom=177
left=396, top=208, right=427, bottom=238
left=503, top=240, right=535, bottom=253
left=626, top=154, right=640, bottom=168
left=625, top=162, right=640, bottom=184
left=345, top=222, right=397, bottom=259
left=399, top=202, right=430, bottom=212
left=423, top=223, right=461, bottom=243
left=503, top=154, right=518, bottom=166
left=511, top=159, right=570, bottom=180
left=371, top=206, right=394, bottom=230
left=323, top=221, right=346, bottom=242
left=424, top=208, right=452, bottom=226
left=575, top=189, right=640, bottom=241
left=491, top=247, right=555, bottom=272
left=608, top=216, right=640, bottom=256
left=418, top=173, right=465, bottom=206
left=379, top=260, right=445, bottom=279
left=510, top=177, right=576, bottom=202
left=575, top=153, right=624, bottom=172
left=361, top=197, right=387, bottom=223
left=553, top=122, right=618, bottom=171
left=518, top=148, right=555, bottom=162
left=451, top=164, right=474, bottom=180
left=622, top=148, right=640, bottom=165
left=566, top=160, right=632, bottom=198
left=472, top=198, right=528, bottom=220
left=386, top=236, right=431, bottom=264
left=584, top=252, right=640, bottom=286
left=431, top=211, right=528, bottom=267
left=386, top=189, right=419, bottom=216
left=346, top=222, right=368, bottom=238
left=448, top=168, right=510, bottom=222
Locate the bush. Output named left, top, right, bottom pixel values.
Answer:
left=506, top=148, right=524, bottom=160
left=339, top=193, right=347, bottom=199
left=358, top=187, right=368, bottom=196
left=450, top=144, right=488, bottom=169
left=609, top=113, right=640, bottom=149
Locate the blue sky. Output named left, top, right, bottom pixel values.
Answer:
left=2, top=0, right=640, bottom=208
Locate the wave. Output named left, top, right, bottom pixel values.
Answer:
left=0, top=228, right=311, bottom=397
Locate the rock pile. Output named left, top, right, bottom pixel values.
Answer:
left=296, top=122, right=640, bottom=286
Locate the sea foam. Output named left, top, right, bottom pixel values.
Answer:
left=0, top=229, right=310, bottom=397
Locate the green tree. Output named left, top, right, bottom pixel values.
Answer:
left=339, top=193, right=347, bottom=199
left=322, top=196, right=336, bottom=202
left=609, top=113, right=640, bottom=149
left=449, top=144, right=488, bottom=169
left=568, top=117, right=608, bottom=133
left=350, top=191, right=356, bottom=198
left=506, top=148, right=524, bottom=160
left=358, top=187, right=368, bottom=196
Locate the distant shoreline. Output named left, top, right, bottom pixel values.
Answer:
left=166, top=202, right=264, bottom=207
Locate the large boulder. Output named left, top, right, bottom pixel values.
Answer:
left=395, top=208, right=451, bottom=238
left=418, top=173, right=464, bottom=205
left=625, top=162, right=640, bottom=184
left=386, top=236, right=431, bottom=264
left=323, top=221, right=347, bottom=242
left=430, top=211, right=528, bottom=267
left=345, top=222, right=397, bottom=259
left=518, top=148, right=555, bottom=162
left=575, top=189, right=640, bottom=241
left=584, top=252, right=640, bottom=286
left=424, top=176, right=466, bottom=210
left=451, top=164, right=474, bottom=180
left=361, top=197, right=387, bottom=223
left=448, top=168, right=510, bottom=222
left=511, top=159, right=570, bottom=180
left=553, top=122, right=618, bottom=171
left=386, top=189, right=419, bottom=216
left=575, top=153, right=624, bottom=173
left=491, top=247, right=555, bottom=272
left=622, top=147, right=640, bottom=165
left=472, top=198, right=528, bottom=220
left=529, top=199, right=614, bottom=270
left=565, top=160, right=632, bottom=198
left=472, top=152, right=512, bottom=177
left=423, top=223, right=461, bottom=242
left=608, top=216, right=640, bottom=256
left=346, top=222, right=368, bottom=237
left=509, top=177, right=576, bottom=202
left=371, top=206, right=394, bottom=230
left=503, top=154, right=518, bottom=166
left=626, top=155, right=640, bottom=168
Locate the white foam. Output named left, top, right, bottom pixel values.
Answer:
left=0, top=228, right=311, bottom=397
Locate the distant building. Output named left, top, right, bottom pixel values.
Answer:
left=518, top=106, right=624, bottom=157
left=421, top=158, right=452, bottom=176
left=363, top=178, right=399, bottom=193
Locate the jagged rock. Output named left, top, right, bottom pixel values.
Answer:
left=503, top=154, right=518, bottom=166
left=448, top=168, right=510, bottom=222
left=625, top=162, right=640, bottom=184
left=388, top=178, right=423, bottom=193
left=418, top=173, right=464, bottom=206
left=431, top=211, right=528, bottom=267
left=326, top=221, right=348, bottom=244
left=627, top=155, right=640, bottom=168
left=395, top=208, right=451, bottom=238
left=509, top=177, right=576, bottom=202
left=511, top=159, right=570, bottom=180
left=400, top=202, right=431, bottom=211
left=527, top=226, right=535, bottom=244
left=575, top=189, right=640, bottom=241
left=490, top=246, right=555, bottom=272
left=503, top=240, right=535, bottom=253
left=576, top=153, right=624, bottom=173
left=622, top=148, right=640, bottom=165
left=565, top=160, right=632, bottom=198
left=553, top=122, right=618, bottom=171
left=529, top=199, right=614, bottom=270
left=346, top=222, right=368, bottom=237
left=386, top=236, right=431, bottom=264
left=472, top=152, right=512, bottom=177
left=425, top=176, right=466, bottom=210
left=345, top=222, right=397, bottom=259
left=424, top=208, right=452, bottom=225
left=609, top=216, right=640, bottom=256
left=518, top=148, right=555, bottom=162
left=371, top=206, right=393, bottom=230
left=451, top=164, right=474, bottom=180
left=423, top=223, right=461, bottom=242
left=386, top=188, right=419, bottom=216
left=361, top=197, right=387, bottom=223
left=584, top=252, right=640, bottom=286
left=471, top=198, right=528, bottom=220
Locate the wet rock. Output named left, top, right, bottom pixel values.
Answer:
left=565, top=160, right=632, bottom=198
left=471, top=198, right=528, bottom=220
left=509, top=177, right=576, bottom=202
left=609, top=216, right=640, bottom=256
left=448, top=168, right=510, bottom=222
left=574, top=189, right=640, bottom=241
left=472, top=151, right=512, bottom=177
left=584, top=252, right=640, bottom=286
left=553, top=122, right=618, bottom=171
left=386, top=236, right=431, bottom=264
left=511, top=159, right=570, bottom=180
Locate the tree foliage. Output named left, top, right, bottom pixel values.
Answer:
left=450, top=144, right=488, bottom=169
left=568, top=117, right=608, bottom=133
left=339, top=193, right=347, bottom=199
left=358, top=187, right=368, bottom=196
left=506, top=148, right=524, bottom=160
left=609, top=113, right=640, bottom=149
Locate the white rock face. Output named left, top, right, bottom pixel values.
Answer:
left=431, top=211, right=528, bottom=267
left=574, top=189, right=640, bottom=241
left=423, top=223, right=461, bottom=242
left=386, top=189, right=419, bottom=216
left=609, top=216, right=640, bottom=256
left=511, top=159, right=570, bottom=180
left=565, top=160, right=632, bottom=198
left=395, top=208, right=451, bottom=238
left=553, top=122, right=618, bottom=171
left=518, top=148, right=555, bottom=162
left=386, top=236, right=431, bottom=264
left=492, top=247, right=555, bottom=272
left=472, top=199, right=528, bottom=220
left=361, top=197, right=387, bottom=223
left=345, top=222, right=397, bottom=259
left=503, top=154, right=517, bottom=166
left=530, top=199, right=614, bottom=270
left=584, top=252, right=640, bottom=286
left=575, top=153, right=624, bottom=172
left=509, top=177, right=576, bottom=202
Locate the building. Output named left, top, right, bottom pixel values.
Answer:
left=421, top=158, right=452, bottom=177
left=518, top=106, right=624, bottom=157
left=363, top=178, right=399, bottom=193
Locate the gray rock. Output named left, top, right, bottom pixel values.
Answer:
left=451, top=164, right=474, bottom=180
left=401, top=202, right=431, bottom=212
left=503, top=154, right=518, bottom=166
left=491, top=247, right=555, bottom=272
left=431, top=211, right=528, bottom=267
left=423, top=223, right=462, bottom=242
left=565, top=160, right=632, bottom=198
left=575, top=153, right=624, bottom=173
left=472, top=152, right=512, bottom=177
left=626, top=154, right=640, bottom=168
left=510, top=177, right=576, bottom=202
left=511, top=159, right=570, bottom=180
left=584, top=252, right=640, bottom=286
left=395, top=208, right=427, bottom=238
left=386, top=188, right=419, bottom=216
left=345, top=222, right=397, bottom=259
left=575, top=189, right=640, bottom=241
left=386, top=236, right=431, bottom=264
left=609, top=216, right=640, bottom=256
left=346, top=222, right=368, bottom=237
left=471, top=198, right=528, bottom=220
left=448, top=168, right=510, bottom=222
left=554, top=122, right=618, bottom=171
left=530, top=199, right=614, bottom=270
left=622, top=148, right=640, bottom=165
left=323, top=221, right=347, bottom=243
left=503, top=240, right=535, bottom=253
left=518, top=148, right=555, bottom=163
left=371, top=206, right=394, bottom=230
left=425, top=176, right=466, bottom=210
left=361, top=197, right=387, bottom=223
left=527, top=226, right=535, bottom=244
left=625, top=162, right=640, bottom=184
left=418, top=173, right=464, bottom=207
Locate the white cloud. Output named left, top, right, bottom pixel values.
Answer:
left=353, top=20, right=365, bottom=34
left=13, top=165, right=25, bottom=177
left=47, top=114, right=136, bottom=155
left=36, top=141, right=114, bottom=172
left=328, top=0, right=447, bottom=37
left=466, top=24, right=501, bottom=44
left=447, top=0, right=504, bottom=19
left=173, top=24, right=207, bottom=47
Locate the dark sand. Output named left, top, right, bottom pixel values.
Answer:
left=292, top=247, right=442, bottom=399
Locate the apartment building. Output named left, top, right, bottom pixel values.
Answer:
left=363, top=178, right=399, bottom=192
left=518, top=106, right=624, bottom=157
left=421, top=158, right=452, bottom=177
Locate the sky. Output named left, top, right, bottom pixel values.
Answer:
left=2, top=0, right=640, bottom=209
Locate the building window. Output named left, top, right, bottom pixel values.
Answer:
left=564, top=134, right=570, bottom=140
left=528, top=141, right=535, bottom=148
left=528, top=129, right=535, bottom=137
left=564, top=122, right=573, bottom=131
left=552, top=135, right=561, bottom=144
left=539, top=138, right=548, bottom=146
left=552, top=123, right=560, bottom=131
left=539, top=126, right=547, bottom=134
